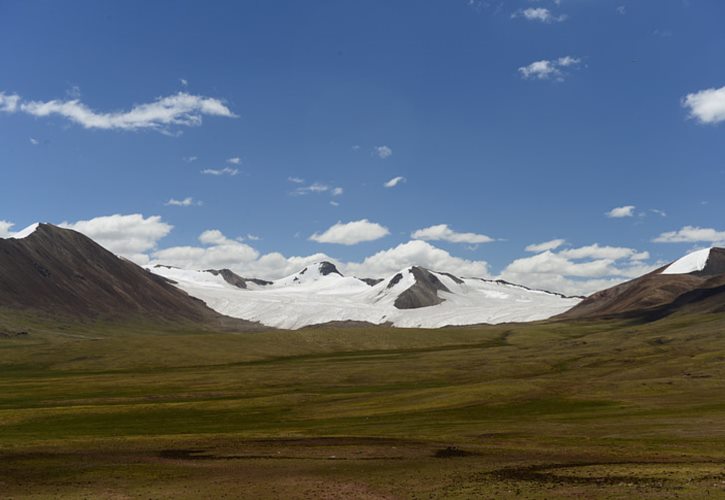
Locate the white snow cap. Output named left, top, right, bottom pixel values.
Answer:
left=661, top=247, right=711, bottom=275
left=9, top=222, right=40, bottom=239
left=149, top=264, right=580, bottom=330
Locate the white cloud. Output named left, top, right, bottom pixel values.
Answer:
left=682, top=86, right=725, bottom=125
left=183, top=156, right=198, bottom=163
left=384, top=176, right=406, bottom=188
left=526, top=238, right=566, bottom=253
left=616, top=5, right=626, bottom=15
left=29, top=137, right=39, bottom=145
left=411, top=224, right=494, bottom=244
left=499, top=243, right=658, bottom=296
left=292, top=182, right=344, bottom=197
left=293, top=182, right=330, bottom=194
left=513, top=7, right=567, bottom=23
left=374, top=145, right=393, bottom=159
left=653, top=226, right=725, bottom=245
left=606, top=205, right=636, bottom=218
left=198, top=229, right=234, bottom=246
left=650, top=209, right=667, bottom=217
left=559, top=244, right=649, bottom=261
left=310, top=219, right=390, bottom=245
left=151, top=228, right=331, bottom=279
left=330, top=200, right=340, bottom=207
left=54, top=214, right=660, bottom=297
left=0, top=92, right=20, bottom=112
left=165, top=197, right=201, bottom=207
left=226, top=157, right=241, bottom=165
left=59, top=214, right=172, bottom=265
left=150, top=232, right=490, bottom=281
left=0, top=220, right=15, bottom=238
left=519, top=56, right=581, bottom=81
left=180, top=78, right=188, bottom=87
left=246, top=233, right=261, bottom=241
left=201, top=167, right=239, bottom=176
left=0, top=90, right=235, bottom=132
left=344, top=240, right=490, bottom=278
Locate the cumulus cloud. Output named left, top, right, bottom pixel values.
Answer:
left=0, top=92, right=20, bottom=112
left=151, top=228, right=332, bottom=279
left=512, top=7, right=567, bottom=23
left=201, top=167, right=238, bottom=176
left=384, top=176, right=406, bottom=188
left=682, top=86, right=725, bottom=125
left=59, top=214, right=173, bottom=265
left=606, top=205, right=636, bottom=218
left=559, top=244, right=649, bottom=261
left=198, top=229, right=231, bottom=246
left=653, top=226, right=725, bottom=245
left=519, top=56, right=581, bottom=81
left=0, top=220, right=15, bottom=238
left=0, top=90, right=235, bottom=132
left=287, top=176, right=305, bottom=184
left=164, top=197, right=201, bottom=207
left=226, top=157, right=241, bottom=164
left=150, top=234, right=490, bottom=281
left=411, top=224, right=494, bottom=244
left=310, top=219, right=390, bottom=245
left=526, top=239, right=566, bottom=253
left=29, top=137, right=39, bottom=145
left=499, top=243, right=658, bottom=296
left=374, top=145, right=393, bottom=159
left=344, top=240, right=490, bottom=278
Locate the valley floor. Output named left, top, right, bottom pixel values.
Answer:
left=1, top=310, right=725, bottom=498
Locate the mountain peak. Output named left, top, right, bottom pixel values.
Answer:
left=316, top=261, right=343, bottom=277
left=0, top=223, right=234, bottom=323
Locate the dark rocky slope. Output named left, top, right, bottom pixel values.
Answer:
left=0, top=224, right=260, bottom=327
left=559, top=247, right=725, bottom=320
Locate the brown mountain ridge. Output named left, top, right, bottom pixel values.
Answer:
left=0, top=223, right=260, bottom=328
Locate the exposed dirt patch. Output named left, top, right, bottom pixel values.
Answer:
left=434, top=446, right=478, bottom=458
left=488, top=460, right=725, bottom=488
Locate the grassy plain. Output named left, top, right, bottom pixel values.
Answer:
left=1, top=309, right=725, bottom=498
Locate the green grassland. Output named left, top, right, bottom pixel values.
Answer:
left=1, top=309, right=725, bottom=498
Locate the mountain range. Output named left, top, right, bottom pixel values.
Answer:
left=1, top=223, right=724, bottom=329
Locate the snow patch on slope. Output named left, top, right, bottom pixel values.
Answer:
left=8, top=222, right=40, bottom=239
left=661, top=248, right=711, bottom=275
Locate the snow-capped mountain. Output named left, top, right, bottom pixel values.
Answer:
left=150, top=261, right=582, bottom=329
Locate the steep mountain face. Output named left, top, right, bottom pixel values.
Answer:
left=389, top=267, right=449, bottom=309
left=0, top=224, right=247, bottom=324
left=559, top=247, right=725, bottom=320
left=151, top=261, right=580, bottom=329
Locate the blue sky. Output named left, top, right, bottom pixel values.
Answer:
left=1, top=0, right=724, bottom=294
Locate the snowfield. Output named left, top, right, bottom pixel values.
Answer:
left=661, top=247, right=712, bottom=275
left=150, top=263, right=581, bottom=329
